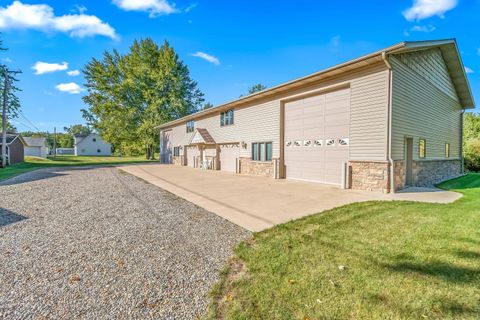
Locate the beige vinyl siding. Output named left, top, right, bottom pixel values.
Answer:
left=195, top=100, right=280, bottom=158
left=396, top=48, right=458, bottom=101
left=349, top=65, right=389, bottom=161
left=391, top=55, right=462, bottom=161
left=162, top=62, right=390, bottom=163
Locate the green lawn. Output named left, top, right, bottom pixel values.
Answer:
left=0, top=155, right=156, bottom=181
left=208, top=174, right=480, bottom=319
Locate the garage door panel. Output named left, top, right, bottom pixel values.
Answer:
left=220, top=145, right=239, bottom=172
left=285, top=88, right=350, bottom=185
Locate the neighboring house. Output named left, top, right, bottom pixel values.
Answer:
left=0, top=134, right=26, bottom=165
left=158, top=39, right=474, bottom=193
left=74, top=133, right=112, bottom=156
left=23, top=137, right=49, bottom=158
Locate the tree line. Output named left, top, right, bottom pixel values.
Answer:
left=464, top=112, right=480, bottom=171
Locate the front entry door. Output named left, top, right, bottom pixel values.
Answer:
left=405, top=137, right=413, bottom=186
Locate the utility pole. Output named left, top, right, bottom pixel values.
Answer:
left=53, top=127, right=57, bottom=158
left=1, top=69, right=10, bottom=168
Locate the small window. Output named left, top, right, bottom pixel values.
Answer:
left=174, top=146, right=181, bottom=156
left=338, top=138, right=349, bottom=146
left=252, top=143, right=258, bottom=160
left=303, top=140, right=312, bottom=147
left=266, top=142, right=272, bottom=161
left=251, top=142, right=272, bottom=161
left=93, top=138, right=96, bottom=142
left=285, top=141, right=292, bottom=147
left=314, top=140, right=322, bottom=147
left=326, top=139, right=335, bottom=146
left=419, top=138, right=426, bottom=159
left=445, top=143, right=450, bottom=158
left=186, top=120, right=195, bottom=133
left=97, top=149, right=101, bottom=153
left=220, top=109, right=234, bottom=126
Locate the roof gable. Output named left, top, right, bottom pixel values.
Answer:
left=189, top=128, right=216, bottom=145
left=394, top=48, right=458, bottom=101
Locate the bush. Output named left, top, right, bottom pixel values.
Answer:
left=464, top=138, right=480, bottom=172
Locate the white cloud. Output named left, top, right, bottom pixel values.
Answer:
left=192, top=52, right=220, bottom=65
left=185, top=3, right=197, bottom=13
left=67, top=69, right=80, bottom=76
left=410, top=24, right=436, bottom=32
left=403, top=0, right=458, bottom=21
left=32, top=61, right=68, bottom=75
left=1, top=57, right=12, bottom=63
left=113, top=0, right=177, bottom=17
left=0, top=1, right=117, bottom=39
left=465, top=67, right=474, bottom=74
left=55, top=82, right=84, bottom=94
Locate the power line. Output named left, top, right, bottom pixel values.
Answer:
left=17, top=111, right=41, bottom=132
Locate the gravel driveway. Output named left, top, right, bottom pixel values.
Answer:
left=0, top=166, right=250, bottom=319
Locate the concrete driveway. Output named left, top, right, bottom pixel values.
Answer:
left=120, top=164, right=462, bottom=231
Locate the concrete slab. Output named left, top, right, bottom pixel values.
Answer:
left=119, top=164, right=462, bottom=232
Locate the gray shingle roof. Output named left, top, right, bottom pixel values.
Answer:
left=23, top=137, right=47, bottom=147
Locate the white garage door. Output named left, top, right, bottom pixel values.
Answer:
left=186, top=146, right=199, bottom=168
left=219, top=144, right=239, bottom=172
left=284, top=88, right=350, bottom=185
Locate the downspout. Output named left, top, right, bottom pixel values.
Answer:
left=382, top=52, right=395, bottom=193
left=460, top=109, right=465, bottom=174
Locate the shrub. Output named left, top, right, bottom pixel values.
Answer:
left=464, top=138, right=480, bottom=172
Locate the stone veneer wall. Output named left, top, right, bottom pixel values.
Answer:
left=349, top=161, right=390, bottom=193
left=394, top=159, right=462, bottom=190
left=394, top=161, right=406, bottom=191
left=413, top=159, right=462, bottom=187
left=239, top=157, right=279, bottom=178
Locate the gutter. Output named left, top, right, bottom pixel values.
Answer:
left=382, top=51, right=396, bottom=194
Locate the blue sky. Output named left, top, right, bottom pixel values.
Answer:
left=0, top=0, right=478, bottom=132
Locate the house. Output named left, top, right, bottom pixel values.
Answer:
left=157, top=39, right=474, bottom=193
left=74, top=133, right=112, bottom=156
left=0, top=134, right=26, bottom=165
left=23, top=137, right=49, bottom=158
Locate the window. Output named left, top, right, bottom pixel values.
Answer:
left=338, top=138, right=349, bottom=146
left=97, top=149, right=101, bottom=153
left=186, top=120, right=195, bottom=133
left=419, top=138, right=426, bottom=159
left=93, top=138, right=96, bottom=142
left=326, top=139, right=335, bottom=146
left=252, top=142, right=272, bottom=161
left=174, top=146, right=181, bottom=156
left=220, top=109, right=234, bottom=126
left=445, top=143, right=450, bottom=158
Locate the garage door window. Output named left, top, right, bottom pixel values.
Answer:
left=252, top=142, right=272, bottom=161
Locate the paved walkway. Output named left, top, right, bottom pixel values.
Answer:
left=119, top=164, right=462, bottom=232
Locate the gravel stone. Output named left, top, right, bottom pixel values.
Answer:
left=0, top=166, right=251, bottom=319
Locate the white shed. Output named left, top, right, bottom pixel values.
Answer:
left=23, top=137, right=49, bottom=158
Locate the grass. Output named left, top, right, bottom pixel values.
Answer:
left=0, top=155, right=156, bottom=181
left=208, top=174, right=480, bottom=319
